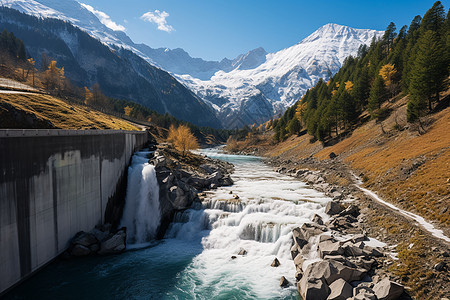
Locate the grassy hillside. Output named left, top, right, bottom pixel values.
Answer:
left=0, top=93, right=140, bottom=130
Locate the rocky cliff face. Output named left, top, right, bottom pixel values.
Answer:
left=148, top=145, right=234, bottom=238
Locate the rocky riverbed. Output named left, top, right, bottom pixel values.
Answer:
left=267, top=155, right=450, bottom=299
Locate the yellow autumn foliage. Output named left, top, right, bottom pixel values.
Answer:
left=167, top=124, right=199, bottom=156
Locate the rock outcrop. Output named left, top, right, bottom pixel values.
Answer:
left=287, top=166, right=407, bottom=300
left=67, top=225, right=126, bottom=257
left=151, top=145, right=234, bottom=238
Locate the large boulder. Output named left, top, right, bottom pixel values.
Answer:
left=300, top=223, right=328, bottom=240
left=280, top=276, right=290, bottom=287
left=292, top=227, right=309, bottom=249
left=325, top=201, right=343, bottom=216
left=271, top=257, right=281, bottom=267
left=327, top=278, right=353, bottom=300
left=318, top=240, right=345, bottom=258
left=98, top=229, right=126, bottom=255
left=302, top=260, right=366, bottom=286
left=71, top=231, right=98, bottom=248
left=169, top=186, right=191, bottom=209
left=220, top=175, right=234, bottom=186
left=373, top=278, right=404, bottom=300
left=298, top=277, right=330, bottom=300
left=313, top=214, right=324, bottom=225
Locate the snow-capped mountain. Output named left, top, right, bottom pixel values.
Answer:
left=176, top=24, right=383, bottom=127
left=1, top=0, right=383, bottom=128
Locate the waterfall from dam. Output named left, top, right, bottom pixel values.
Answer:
left=6, top=148, right=333, bottom=299
left=120, top=150, right=160, bottom=244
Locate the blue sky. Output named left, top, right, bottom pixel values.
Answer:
left=80, top=0, right=447, bottom=61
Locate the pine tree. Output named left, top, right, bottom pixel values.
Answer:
left=408, top=30, right=447, bottom=120
left=352, top=67, right=370, bottom=109
left=368, top=76, right=386, bottom=114
left=420, top=1, right=445, bottom=33
left=383, top=22, right=397, bottom=52
left=402, top=16, right=423, bottom=92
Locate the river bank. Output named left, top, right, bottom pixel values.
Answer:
left=226, top=146, right=449, bottom=299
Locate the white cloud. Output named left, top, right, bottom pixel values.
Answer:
left=80, top=3, right=126, bottom=32
left=140, top=10, right=174, bottom=33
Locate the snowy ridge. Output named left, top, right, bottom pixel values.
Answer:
left=0, top=0, right=152, bottom=61
left=176, top=24, right=383, bottom=127
left=1, top=0, right=384, bottom=127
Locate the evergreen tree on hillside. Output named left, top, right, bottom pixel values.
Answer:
left=368, top=76, right=386, bottom=114
left=383, top=22, right=397, bottom=52
left=352, top=67, right=370, bottom=110
left=408, top=30, right=447, bottom=121
left=402, top=15, right=422, bottom=92
left=420, top=1, right=445, bottom=33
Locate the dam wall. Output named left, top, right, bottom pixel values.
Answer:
left=0, top=129, right=148, bottom=294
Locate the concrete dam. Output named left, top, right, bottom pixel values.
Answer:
left=0, top=129, right=148, bottom=294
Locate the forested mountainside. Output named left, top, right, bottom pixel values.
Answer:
left=0, top=7, right=222, bottom=128
left=272, top=1, right=449, bottom=142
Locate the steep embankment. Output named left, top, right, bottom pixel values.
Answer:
left=0, top=92, right=139, bottom=130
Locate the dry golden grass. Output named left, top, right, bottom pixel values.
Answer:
left=0, top=93, right=139, bottom=130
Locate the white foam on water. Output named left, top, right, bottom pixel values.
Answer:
left=163, top=148, right=333, bottom=298
left=121, top=150, right=161, bottom=244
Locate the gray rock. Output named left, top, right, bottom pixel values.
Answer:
left=300, top=223, right=328, bottom=240
left=280, top=276, right=290, bottom=287
left=319, top=234, right=335, bottom=243
left=339, top=205, right=359, bottom=217
left=313, top=214, right=324, bottom=225
left=238, top=248, right=247, bottom=255
left=293, top=227, right=309, bottom=249
left=373, top=278, right=404, bottom=300
left=220, top=175, right=233, bottom=186
left=295, top=169, right=309, bottom=177
left=354, top=285, right=376, bottom=299
left=350, top=257, right=376, bottom=271
left=323, top=255, right=349, bottom=265
left=291, top=244, right=300, bottom=260
left=294, top=254, right=305, bottom=271
left=343, top=243, right=366, bottom=257
left=90, top=228, right=109, bottom=242
left=98, top=230, right=126, bottom=255
left=72, top=232, right=98, bottom=247
left=318, top=240, right=344, bottom=258
left=71, top=244, right=91, bottom=256
left=327, top=278, right=353, bottom=300
left=351, top=234, right=368, bottom=244
left=303, top=260, right=366, bottom=286
left=271, top=257, right=281, bottom=267
left=295, top=271, right=303, bottom=282
left=325, top=201, right=343, bottom=216
left=298, top=277, right=330, bottom=300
